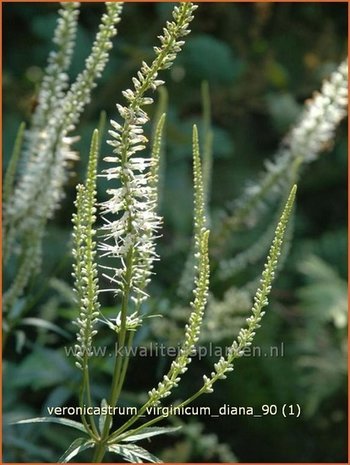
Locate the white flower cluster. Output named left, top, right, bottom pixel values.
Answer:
left=32, top=2, right=80, bottom=131
left=102, top=311, right=143, bottom=333
left=100, top=3, right=197, bottom=305
left=202, top=357, right=234, bottom=393
left=4, top=3, right=123, bottom=313
left=99, top=113, right=162, bottom=306
left=63, top=3, right=124, bottom=132
left=217, top=60, right=348, bottom=246
left=7, top=3, right=80, bottom=229
left=8, top=3, right=123, bottom=231
left=289, top=60, right=348, bottom=162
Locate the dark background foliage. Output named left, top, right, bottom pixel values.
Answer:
left=3, top=2, right=347, bottom=463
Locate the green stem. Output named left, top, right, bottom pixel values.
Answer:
left=92, top=442, right=107, bottom=463
left=109, top=247, right=134, bottom=407
left=92, top=248, right=134, bottom=461
left=108, top=384, right=209, bottom=444
left=79, top=376, right=99, bottom=441
left=83, top=368, right=99, bottom=437
left=112, top=331, right=135, bottom=406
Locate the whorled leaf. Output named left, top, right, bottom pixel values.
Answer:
left=108, top=443, right=162, bottom=463
left=119, top=425, right=181, bottom=443
left=59, top=437, right=94, bottom=463
left=10, top=416, right=86, bottom=433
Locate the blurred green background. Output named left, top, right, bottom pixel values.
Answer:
left=3, top=2, right=347, bottom=463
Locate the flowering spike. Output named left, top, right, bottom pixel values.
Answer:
left=177, top=124, right=207, bottom=298
left=146, top=125, right=210, bottom=405
left=193, top=124, right=207, bottom=241
left=72, top=130, right=100, bottom=370
left=3, top=4, right=123, bottom=310
left=3, top=122, right=26, bottom=221
left=215, top=60, right=348, bottom=249
left=200, top=185, right=297, bottom=393
left=99, top=3, right=197, bottom=307
left=31, top=2, right=80, bottom=130
left=7, top=2, right=123, bottom=231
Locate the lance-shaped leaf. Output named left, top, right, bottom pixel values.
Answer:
left=120, top=425, right=181, bottom=442
left=108, top=443, right=162, bottom=463
left=59, top=437, right=94, bottom=463
left=10, top=416, right=86, bottom=433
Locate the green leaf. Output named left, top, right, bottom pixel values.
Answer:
left=181, top=34, right=243, bottom=84
left=99, top=399, right=109, bottom=434
left=13, top=347, right=74, bottom=389
left=59, top=437, right=94, bottom=463
left=32, top=14, right=57, bottom=40
left=20, top=317, right=70, bottom=338
left=10, top=416, right=87, bottom=433
left=14, top=330, right=26, bottom=353
left=108, top=443, right=162, bottom=463
left=4, top=435, right=54, bottom=461
left=120, top=426, right=181, bottom=442
left=173, top=118, right=233, bottom=160
left=98, top=110, right=107, bottom=152
left=297, top=255, right=347, bottom=328
left=43, top=386, right=74, bottom=412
